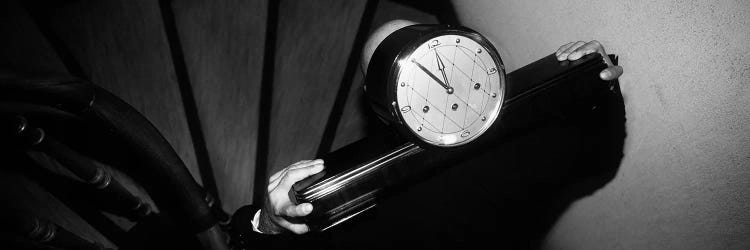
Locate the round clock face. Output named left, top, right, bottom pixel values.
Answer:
left=394, top=34, right=505, bottom=146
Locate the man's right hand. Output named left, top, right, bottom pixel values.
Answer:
left=259, top=159, right=324, bottom=234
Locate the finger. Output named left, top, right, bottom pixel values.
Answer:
left=599, top=50, right=615, bottom=67
left=273, top=218, right=311, bottom=234
left=269, top=162, right=300, bottom=183
left=567, top=41, right=600, bottom=61
left=291, top=159, right=314, bottom=166
left=600, top=65, right=624, bottom=81
left=287, top=160, right=314, bottom=171
left=269, top=169, right=293, bottom=190
left=284, top=164, right=325, bottom=185
left=567, top=49, right=596, bottom=61
left=269, top=168, right=292, bottom=190
left=559, top=41, right=585, bottom=60
left=269, top=159, right=317, bottom=183
left=555, top=42, right=575, bottom=58
left=273, top=163, right=324, bottom=191
left=276, top=160, right=322, bottom=182
left=268, top=174, right=283, bottom=191
left=269, top=168, right=287, bottom=184
left=282, top=203, right=313, bottom=217
left=284, top=222, right=311, bottom=235
left=292, top=159, right=324, bottom=169
left=269, top=160, right=325, bottom=191
left=567, top=40, right=603, bottom=61
left=287, top=223, right=311, bottom=234
left=576, top=40, right=616, bottom=66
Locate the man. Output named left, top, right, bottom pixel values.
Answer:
left=233, top=19, right=624, bottom=246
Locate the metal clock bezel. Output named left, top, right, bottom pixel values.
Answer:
left=384, top=26, right=507, bottom=148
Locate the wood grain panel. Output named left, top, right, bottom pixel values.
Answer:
left=47, top=0, right=201, bottom=184
left=267, top=0, right=368, bottom=173
left=171, top=0, right=267, bottom=212
left=330, top=1, right=438, bottom=151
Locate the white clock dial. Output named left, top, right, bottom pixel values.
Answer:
left=395, top=34, right=504, bottom=146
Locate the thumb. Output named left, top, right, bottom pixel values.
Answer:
left=283, top=203, right=314, bottom=217
left=600, top=65, right=623, bottom=81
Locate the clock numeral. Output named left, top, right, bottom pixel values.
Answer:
left=460, top=130, right=471, bottom=138
left=428, top=39, right=441, bottom=49
left=400, top=105, right=412, bottom=113
left=488, top=67, right=497, bottom=75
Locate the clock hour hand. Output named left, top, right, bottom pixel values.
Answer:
left=411, top=59, right=454, bottom=94
left=435, top=50, right=451, bottom=88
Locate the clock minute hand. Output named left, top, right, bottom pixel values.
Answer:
left=411, top=59, right=454, bottom=94
left=435, top=50, right=450, bottom=88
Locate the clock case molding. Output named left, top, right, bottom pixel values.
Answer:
left=290, top=25, right=616, bottom=231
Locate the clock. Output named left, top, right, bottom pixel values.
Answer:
left=287, top=23, right=613, bottom=232
left=365, top=24, right=506, bottom=147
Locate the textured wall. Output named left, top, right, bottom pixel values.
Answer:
left=453, top=0, right=750, bottom=249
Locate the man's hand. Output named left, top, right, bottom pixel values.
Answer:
left=555, top=40, right=624, bottom=81
left=259, top=159, right=325, bottom=234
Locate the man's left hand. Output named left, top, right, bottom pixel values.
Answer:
left=555, top=40, right=623, bottom=81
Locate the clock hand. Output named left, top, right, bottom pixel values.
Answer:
left=411, top=59, right=454, bottom=94
left=435, top=50, right=450, bottom=88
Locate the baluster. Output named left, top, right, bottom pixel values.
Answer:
left=5, top=115, right=152, bottom=220
left=0, top=212, right=111, bottom=250
left=203, top=191, right=229, bottom=226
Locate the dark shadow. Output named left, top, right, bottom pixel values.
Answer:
left=1, top=75, right=226, bottom=249
left=2, top=155, right=130, bottom=246
left=325, top=78, right=626, bottom=249
left=1, top=134, right=207, bottom=250
left=20, top=0, right=90, bottom=79
left=307, top=2, right=626, bottom=248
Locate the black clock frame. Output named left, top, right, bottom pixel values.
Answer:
left=291, top=38, right=613, bottom=231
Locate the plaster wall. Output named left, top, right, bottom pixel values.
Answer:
left=453, top=0, right=750, bottom=248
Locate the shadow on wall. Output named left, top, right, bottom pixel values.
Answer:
left=325, top=80, right=627, bottom=248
